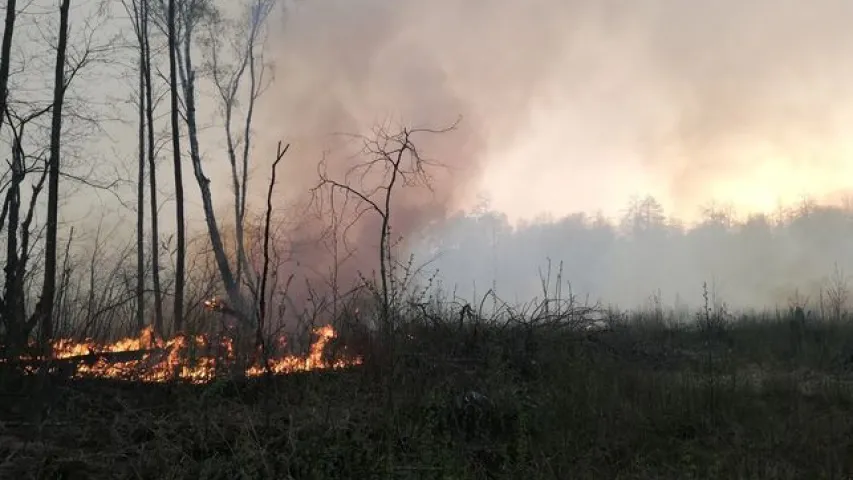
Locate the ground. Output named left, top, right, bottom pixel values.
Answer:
left=2, top=312, right=853, bottom=479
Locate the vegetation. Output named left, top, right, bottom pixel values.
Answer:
left=3, top=290, right=853, bottom=479
left=424, top=196, right=853, bottom=311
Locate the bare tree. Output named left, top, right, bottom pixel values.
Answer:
left=0, top=0, right=19, bottom=137
left=165, top=0, right=253, bottom=328
left=140, top=0, right=281, bottom=331
left=36, top=0, right=72, bottom=350
left=313, top=121, right=456, bottom=332
left=309, top=175, right=362, bottom=321
left=122, top=0, right=170, bottom=334
left=824, top=262, right=849, bottom=321
left=203, top=0, right=275, bottom=292
left=121, top=0, right=147, bottom=332
left=621, top=194, right=667, bottom=236
left=0, top=105, right=50, bottom=356
left=257, top=141, right=288, bottom=370
left=166, top=0, right=187, bottom=334
left=142, top=0, right=165, bottom=334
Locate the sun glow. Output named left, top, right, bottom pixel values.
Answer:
left=479, top=133, right=853, bottom=225
left=703, top=156, right=853, bottom=218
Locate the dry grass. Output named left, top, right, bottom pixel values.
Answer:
left=2, top=308, right=853, bottom=479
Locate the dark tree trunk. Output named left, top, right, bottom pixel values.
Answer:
left=141, top=0, right=163, bottom=334
left=135, top=13, right=145, bottom=332
left=167, top=0, right=185, bottom=334
left=38, top=0, right=71, bottom=352
left=2, top=108, right=49, bottom=358
left=0, top=0, right=21, bottom=355
left=2, top=127, right=23, bottom=355
left=0, top=0, right=18, bottom=136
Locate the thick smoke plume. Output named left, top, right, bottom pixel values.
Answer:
left=241, top=0, right=853, bottom=312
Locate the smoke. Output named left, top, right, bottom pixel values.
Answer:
left=242, top=0, right=853, bottom=311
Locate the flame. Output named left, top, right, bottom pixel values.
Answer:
left=2, top=297, right=363, bottom=383
left=11, top=323, right=361, bottom=384
left=203, top=296, right=228, bottom=312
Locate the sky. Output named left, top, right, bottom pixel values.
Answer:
left=256, top=0, right=853, bottom=226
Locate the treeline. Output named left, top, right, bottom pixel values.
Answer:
left=417, top=195, right=853, bottom=312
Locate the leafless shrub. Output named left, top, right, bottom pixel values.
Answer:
left=822, top=262, right=849, bottom=322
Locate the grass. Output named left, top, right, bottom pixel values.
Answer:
left=2, top=307, right=853, bottom=479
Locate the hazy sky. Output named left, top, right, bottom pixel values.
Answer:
left=31, top=0, right=853, bottom=228
left=255, top=0, right=853, bottom=225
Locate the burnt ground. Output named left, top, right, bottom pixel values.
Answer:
left=2, top=314, right=853, bottom=479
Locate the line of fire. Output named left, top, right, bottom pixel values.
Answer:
left=0, top=296, right=363, bottom=384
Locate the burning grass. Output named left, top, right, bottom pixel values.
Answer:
left=6, top=323, right=362, bottom=384
left=3, top=308, right=853, bottom=478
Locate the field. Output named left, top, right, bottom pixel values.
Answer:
left=2, top=308, right=853, bottom=479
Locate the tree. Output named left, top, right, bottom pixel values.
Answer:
left=122, top=0, right=168, bottom=334
left=166, top=0, right=187, bottom=334
left=36, top=0, right=72, bottom=351
left=0, top=0, right=39, bottom=356
left=145, top=0, right=282, bottom=331
left=257, top=141, right=288, bottom=369
left=313, top=121, right=456, bottom=332
left=621, top=194, right=667, bottom=236
left=700, top=200, right=737, bottom=230
left=142, top=0, right=165, bottom=334
left=121, top=0, right=148, bottom=332
left=161, top=0, right=277, bottom=330
left=0, top=105, right=51, bottom=356
left=203, top=0, right=275, bottom=293
left=0, top=0, right=19, bottom=137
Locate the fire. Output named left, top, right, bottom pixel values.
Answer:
left=203, top=296, right=229, bottom=313
left=2, top=297, right=363, bottom=383
left=19, top=323, right=362, bottom=384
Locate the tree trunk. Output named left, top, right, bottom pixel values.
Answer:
left=38, top=0, right=71, bottom=352
left=0, top=0, right=22, bottom=355
left=223, top=102, right=244, bottom=287
left=0, top=0, right=18, bottom=136
left=2, top=130, right=23, bottom=356
left=236, top=31, right=259, bottom=291
left=176, top=10, right=247, bottom=327
left=135, top=15, right=145, bottom=332
left=2, top=111, right=49, bottom=357
left=142, top=0, right=164, bottom=334
left=167, top=0, right=185, bottom=334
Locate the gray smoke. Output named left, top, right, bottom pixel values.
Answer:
left=240, top=0, right=853, bottom=309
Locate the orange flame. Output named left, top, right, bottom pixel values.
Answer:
left=2, top=297, right=363, bottom=383
left=25, top=323, right=362, bottom=384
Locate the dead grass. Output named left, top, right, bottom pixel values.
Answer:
left=2, top=310, right=853, bottom=479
